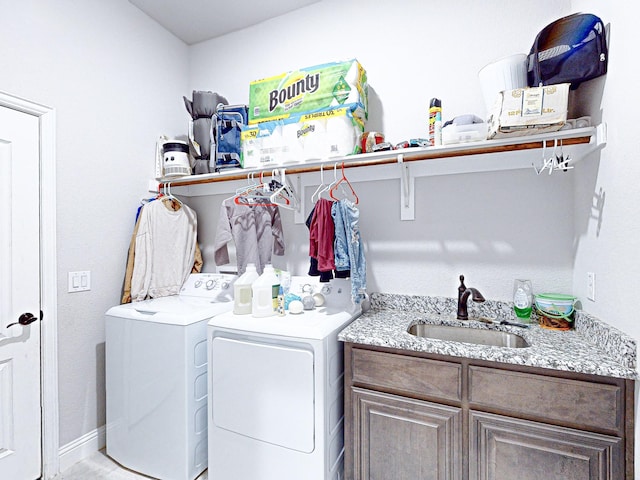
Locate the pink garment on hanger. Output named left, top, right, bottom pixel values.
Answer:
left=309, top=198, right=335, bottom=272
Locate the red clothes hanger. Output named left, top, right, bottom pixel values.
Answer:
left=329, top=162, right=359, bottom=204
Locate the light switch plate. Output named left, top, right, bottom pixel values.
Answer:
left=68, top=271, right=91, bottom=293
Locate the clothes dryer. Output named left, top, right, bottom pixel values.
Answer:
left=207, top=276, right=361, bottom=480
left=105, top=273, right=236, bottom=480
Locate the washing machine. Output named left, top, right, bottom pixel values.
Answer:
left=105, top=273, right=236, bottom=480
left=207, top=276, right=361, bottom=480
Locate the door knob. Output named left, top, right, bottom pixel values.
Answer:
left=7, top=312, right=39, bottom=328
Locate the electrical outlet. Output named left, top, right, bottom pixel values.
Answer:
left=587, top=272, right=596, bottom=301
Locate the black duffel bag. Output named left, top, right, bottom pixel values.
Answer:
left=527, top=13, right=608, bottom=89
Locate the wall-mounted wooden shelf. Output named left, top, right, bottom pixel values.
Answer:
left=158, top=124, right=606, bottom=222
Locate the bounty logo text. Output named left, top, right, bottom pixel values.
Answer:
left=269, top=74, right=320, bottom=112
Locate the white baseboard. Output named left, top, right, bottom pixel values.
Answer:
left=58, top=425, right=106, bottom=473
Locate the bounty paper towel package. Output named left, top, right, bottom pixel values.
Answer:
left=248, top=59, right=368, bottom=125
left=242, top=105, right=364, bottom=168
left=241, top=122, right=286, bottom=168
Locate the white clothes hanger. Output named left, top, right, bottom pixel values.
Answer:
left=269, top=168, right=299, bottom=210
left=311, top=164, right=328, bottom=204
left=161, top=182, right=183, bottom=210
left=233, top=171, right=278, bottom=207
left=533, top=139, right=574, bottom=175
left=235, top=172, right=259, bottom=195
left=554, top=139, right=573, bottom=172
left=320, top=162, right=340, bottom=201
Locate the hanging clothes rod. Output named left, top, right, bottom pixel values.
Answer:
left=158, top=132, right=594, bottom=189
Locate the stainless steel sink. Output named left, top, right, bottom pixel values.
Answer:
left=408, top=324, right=529, bottom=348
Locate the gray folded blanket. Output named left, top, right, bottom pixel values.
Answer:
left=184, top=91, right=228, bottom=174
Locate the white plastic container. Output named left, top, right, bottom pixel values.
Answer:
left=233, top=264, right=259, bottom=315
left=478, top=54, right=528, bottom=116
left=251, top=265, right=280, bottom=317
left=442, top=122, right=487, bottom=145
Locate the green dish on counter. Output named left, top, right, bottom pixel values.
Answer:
left=534, top=293, right=577, bottom=320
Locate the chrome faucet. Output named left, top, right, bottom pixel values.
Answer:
left=457, top=275, right=485, bottom=320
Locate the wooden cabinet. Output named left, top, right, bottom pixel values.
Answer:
left=352, top=388, right=462, bottom=480
left=469, top=411, right=622, bottom=480
left=344, top=343, right=634, bottom=480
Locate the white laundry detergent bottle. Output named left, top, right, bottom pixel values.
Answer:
left=251, top=264, right=280, bottom=317
left=233, top=263, right=259, bottom=315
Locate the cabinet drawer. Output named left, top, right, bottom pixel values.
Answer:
left=351, top=348, right=461, bottom=402
left=468, top=366, right=622, bottom=433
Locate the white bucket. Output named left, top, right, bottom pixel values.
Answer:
left=478, top=54, right=528, bottom=115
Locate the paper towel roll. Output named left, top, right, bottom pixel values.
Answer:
left=326, top=115, right=357, bottom=156
left=281, top=122, right=303, bottom=163
left=298, top=120, right=327, bottom=160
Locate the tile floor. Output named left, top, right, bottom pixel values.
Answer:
left=59, top=450, right=208, bottom=479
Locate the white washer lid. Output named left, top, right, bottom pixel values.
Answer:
left=106, top=296, right=233, bottom=326
left=207, top=307, right=360, bottom=340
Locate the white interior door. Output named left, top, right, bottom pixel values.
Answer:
left=0, top=106, right=42, bottom=480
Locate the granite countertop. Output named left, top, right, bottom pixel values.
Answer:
left=338, top=293, right=638, bottom=380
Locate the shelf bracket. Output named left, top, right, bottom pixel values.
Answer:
left=293, top=174, right=306, bottom=224
left=398, top=154, right=415, bottom=221
left=595, top=122, right=607, bottom=148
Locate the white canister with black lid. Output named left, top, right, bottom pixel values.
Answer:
left=162, top=140, right=191, bottom=177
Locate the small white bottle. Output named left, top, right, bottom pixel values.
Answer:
left=233, top=263, right=259, bottom=315
left=251, top=264, right=280, bottom=317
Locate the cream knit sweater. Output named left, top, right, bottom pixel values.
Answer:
left=131, top=199, right=197, bottom=301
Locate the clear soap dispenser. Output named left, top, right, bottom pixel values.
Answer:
left=513, top=279, right=533, bottom=321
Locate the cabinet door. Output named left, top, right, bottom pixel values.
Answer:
left=469, top=411, right=622, bottom=480
left=352, top=387, right=462, bottom=480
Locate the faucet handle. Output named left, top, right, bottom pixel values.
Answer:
left=458, top=275, right=466, bottom=293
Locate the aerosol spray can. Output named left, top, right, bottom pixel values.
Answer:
left=429, top=98, right=442, bottom=146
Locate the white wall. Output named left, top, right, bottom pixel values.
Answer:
left=568, top=3, right=640, bottom=472
left=570, top=1, right=640, bottom=342
left=188, top=0, right=576, bottom=301
left=0, top=0, right=189, bottom=446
